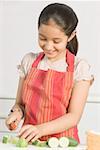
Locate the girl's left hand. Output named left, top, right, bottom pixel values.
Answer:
left=18, top=124, right=43, bottom=143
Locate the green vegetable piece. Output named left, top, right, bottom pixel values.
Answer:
left=32, top=140, right=47, bottom=147
left=32, top=140, right=39, bottom=145
left=16, top=138, right=28, bottom=147
left=68, top=137, right=78, bottom=147
left=2, top=135, right=9, bottom=144
left=38, top=140, right=47, bottom=147
left=11, top=137, right=19, bottom=144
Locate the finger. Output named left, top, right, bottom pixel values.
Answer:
left=31, top=134, right=39, bottom=143
left=20, top=127, right=33, bottom=139
left=6, top=110, right=21, bottom=125
left=19, top=126, right=38, bottom=139
left=15, top=119, right=20, bottom=126
left=25, top=132, right=36, bottom=142
left=29, top=141, right=32, bottom=144
left=18, top=125, right=32, bottom=136
left=5, top=119, right=11, bottom=129
left=6, top=115, right=17, bottom=125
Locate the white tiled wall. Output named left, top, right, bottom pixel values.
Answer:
left=0, top=96, right=100, bottom=144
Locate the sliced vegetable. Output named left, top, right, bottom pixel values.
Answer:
left=68, top=137, right=78, bottom=147
left=48, top=137, right=59, bottom=148
left=16, top=138, right=28, bottom=147
left=11, top=136, right=19, bottom=144
left=2, top=135, right=9, bottom=143
left=32, top=140, right=47, bottom=147
left=32, top=140, right=39, bottom=145
left=59, top=137, right=69, bottom=148
left=2, top=134, right=78, bottom=148
left=2, top=135, right=27, bottom=147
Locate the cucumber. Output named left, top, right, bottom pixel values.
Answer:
left=48, top=137, right=59, bottom=148
left=59, top=137, right=69, bottom=148
left=32, top=140, right=39, bottom=146
left=68, top=137, right=78, bottom=147
left=2, top=135, right=28, bottom=147
left=32, top=140, right=47, bottom=147
left=16, top=138, right=28, bottom=147
left=2, top=135, right=9, bottom=144
left=2, top=135, right=19, bottom=144
left=11, top=136, right=19, bottom=144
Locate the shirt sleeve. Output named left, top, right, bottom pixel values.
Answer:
left=17, top=52, right=38, bottom=78
left=74, top=58, right=94, bottom=85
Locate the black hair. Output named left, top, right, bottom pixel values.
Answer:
left=38, top=3, right=78, bottom=56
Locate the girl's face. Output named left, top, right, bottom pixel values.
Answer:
left=38, top=20, right=69, bottom=61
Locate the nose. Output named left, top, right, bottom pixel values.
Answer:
left=44, top=41, right=54, bottom=51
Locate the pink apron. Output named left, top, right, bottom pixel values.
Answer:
left=22, top=50, right=80, bottom=142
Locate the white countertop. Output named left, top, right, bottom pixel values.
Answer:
left=0, top=142, right=87, bottom=150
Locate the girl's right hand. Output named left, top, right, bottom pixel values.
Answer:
left=5, top=104, right=24, bottom=130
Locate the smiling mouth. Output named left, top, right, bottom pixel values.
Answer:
left=45, top=50, right=57, bottom=54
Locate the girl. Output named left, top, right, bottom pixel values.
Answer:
left=6, top=3, right=94, bottom=143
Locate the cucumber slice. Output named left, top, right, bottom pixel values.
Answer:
left=48, top=137, right=59, bottom=148
left=16, top=138, right=28, bottom=147
left=32, top=140, right=47, bottom=147
left=2, top=135, right=9, bottom=144
left=68, top=137, right=78, bottom=147
left=11, top=136, right=19, bottom=144
left=59, top=137, right=69, bottom=148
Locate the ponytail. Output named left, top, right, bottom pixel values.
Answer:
left=67, top=35, right=78, bottom=56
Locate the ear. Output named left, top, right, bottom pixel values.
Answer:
left=67, top=30, right=76, bottom=42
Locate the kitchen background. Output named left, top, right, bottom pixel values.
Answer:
left=0, top=0, right=100, bottom=144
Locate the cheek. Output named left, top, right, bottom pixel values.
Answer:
left=56, top=42, right=67, bottom=50
left=38, top=40, right=44, bottom=48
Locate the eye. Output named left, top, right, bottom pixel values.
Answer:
left=53, top=40, right=61, bottom=44
left=39, top=37, right=46, bottom=41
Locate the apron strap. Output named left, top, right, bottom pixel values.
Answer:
left=66, top=49, right=75, bottom=72
left=32, top=52, right=45, bottom=67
